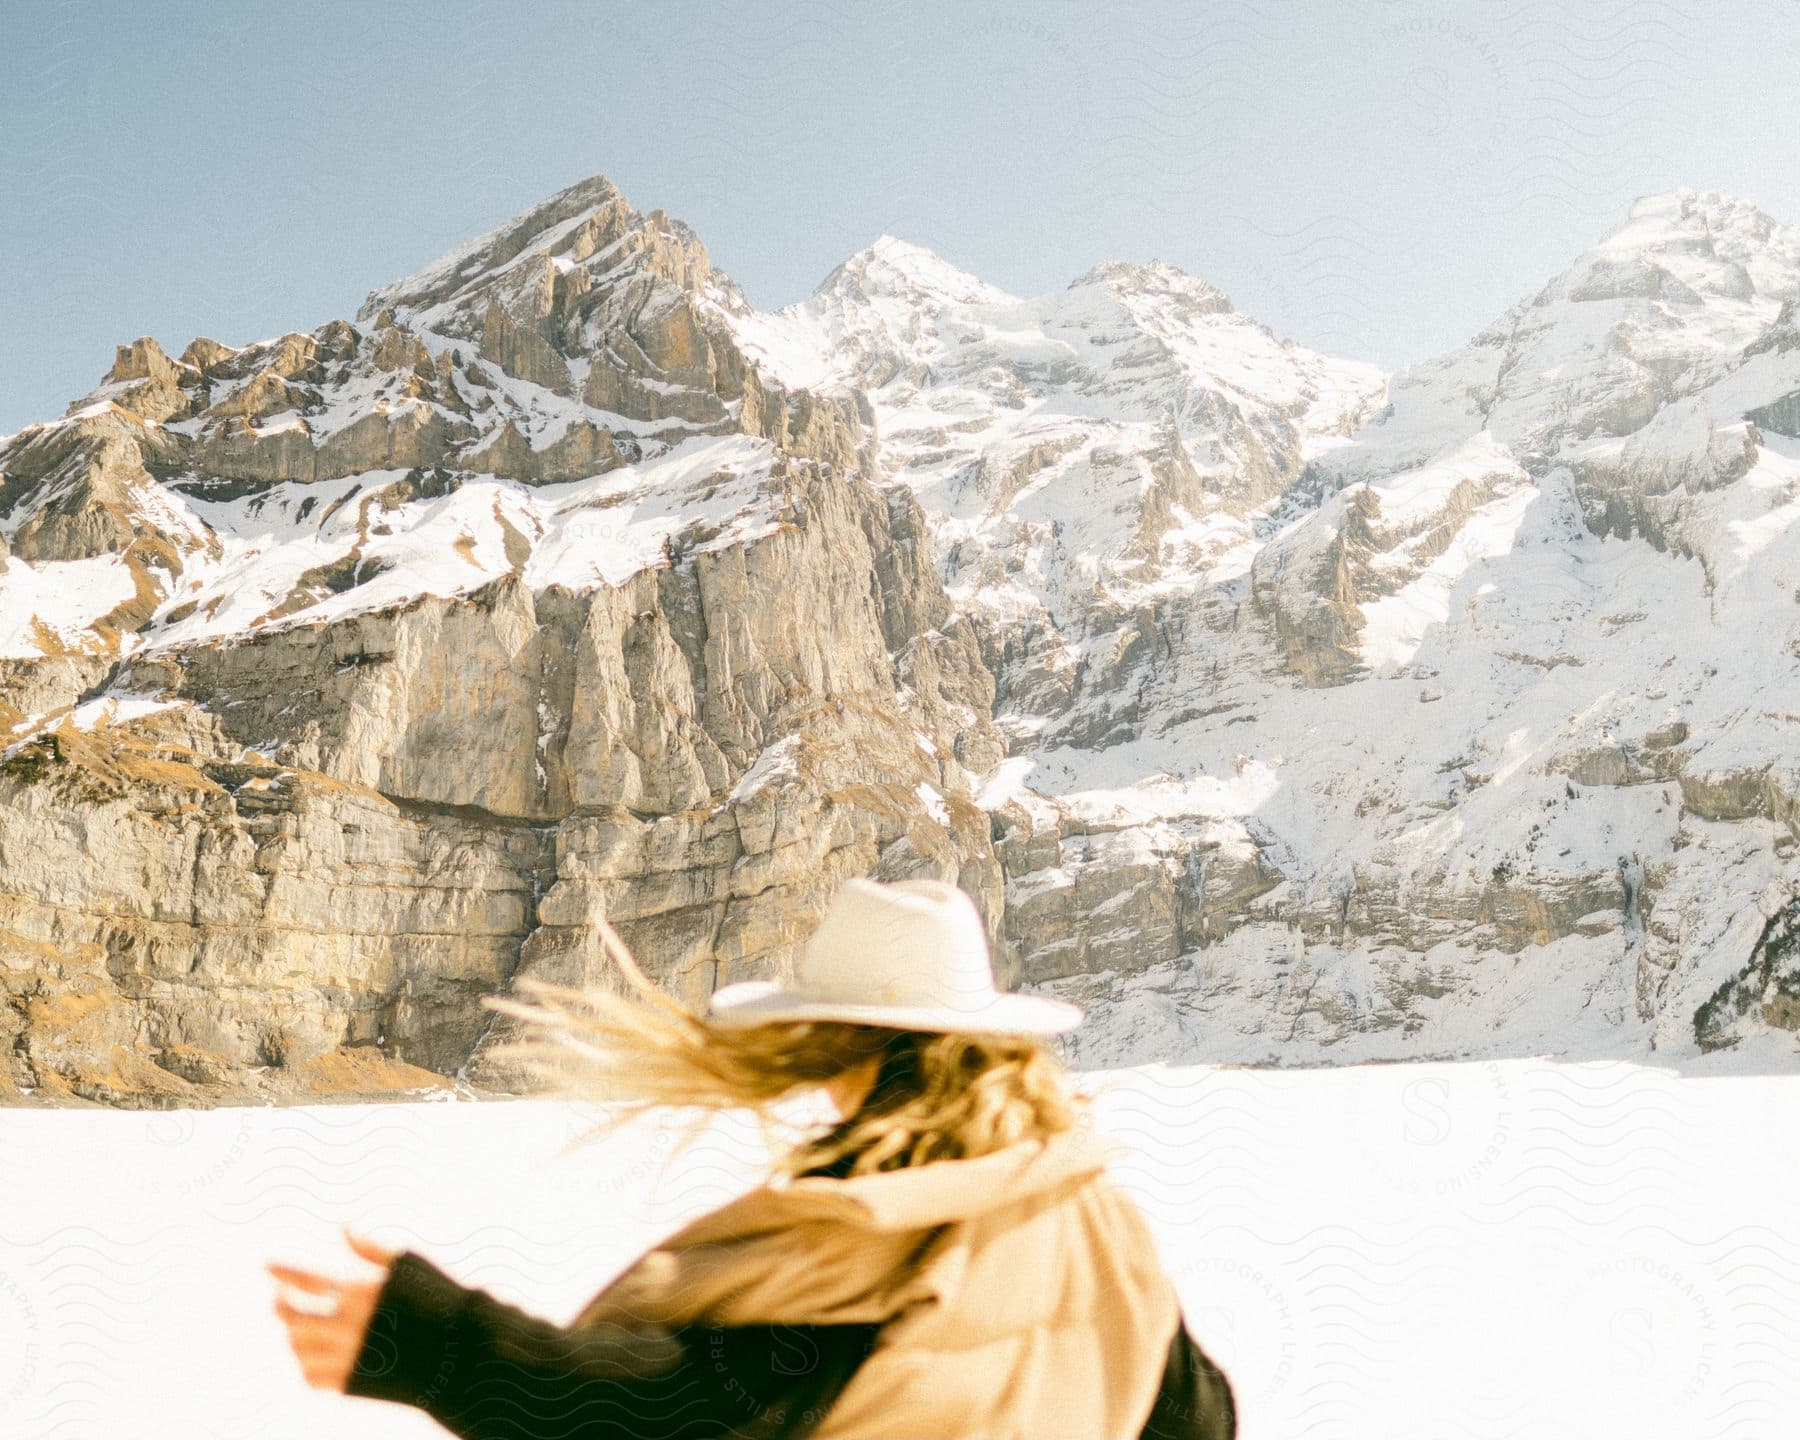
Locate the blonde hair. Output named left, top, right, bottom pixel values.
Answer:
left=488, top=916, right=1083, bottom=1180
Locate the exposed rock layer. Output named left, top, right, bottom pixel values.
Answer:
left=0, top=179, right=1000, bottom=1104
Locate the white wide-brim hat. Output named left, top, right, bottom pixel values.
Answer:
left=706, top=876, right=1084, bottom=1036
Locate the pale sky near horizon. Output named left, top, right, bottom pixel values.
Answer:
left=3, top=0, right=1797, bottom=435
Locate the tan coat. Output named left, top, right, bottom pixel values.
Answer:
left=576, top=1119, right=1183, bottom=1440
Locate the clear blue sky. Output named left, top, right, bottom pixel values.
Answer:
left=4, top=0, right=1797, bottom=435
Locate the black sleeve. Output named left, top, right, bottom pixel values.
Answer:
left=1138, top=1320, right=1237, bottom=1440
left=346, top=1250, right=881, bottom=1440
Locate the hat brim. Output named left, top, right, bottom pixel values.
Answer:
left=704, top=980, right=1084, bottom=1036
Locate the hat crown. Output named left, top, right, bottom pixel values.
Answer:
left=703, top=876, right=1085, bottom=1035
left=795, top=878, right=1000, bottom=1011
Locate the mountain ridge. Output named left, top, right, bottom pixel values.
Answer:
left=3, top=173, right=1800, bottom=1104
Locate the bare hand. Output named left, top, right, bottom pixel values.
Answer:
left=268, top=1229, right=400, bottom=1392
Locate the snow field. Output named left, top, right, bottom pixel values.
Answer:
left=2, top=1058, right=1798, bottom=1438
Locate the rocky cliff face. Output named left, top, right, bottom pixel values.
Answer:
left=0, top=177, right=1003, bottom=1104
left=5, top=180, right=1800, bottom=1104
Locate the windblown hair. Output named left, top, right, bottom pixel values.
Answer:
left=487, top=917, right=1083, bottom=1180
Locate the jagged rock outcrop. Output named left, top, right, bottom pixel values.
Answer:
left=0, top=177, right=1002, bottom=1104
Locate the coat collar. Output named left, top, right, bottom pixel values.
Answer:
left=677, top=1118, right=1119, bottom=1242
left=577, top=1119, right=1129, bottom=1330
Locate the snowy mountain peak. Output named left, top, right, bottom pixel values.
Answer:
left=1069, top=258, right=1235, bottom=316
left=731, top=236, right=1374, bottom=424
left=1336, top=184, right=1800, bottom=509
left=0, top=168, right=877, bottom=666
left=357, top=173, right=726, bottom=335
left=1614, top=186, right=1783, bottom=245
left=362, top=174, right=620, bottom=316
left=820, top=235, right=1015, bottom=308
left=1555, top=187, right=1800, bottom=309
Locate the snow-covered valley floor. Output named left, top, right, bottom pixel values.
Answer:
left=4, top=1058, right=1798, bottom=1439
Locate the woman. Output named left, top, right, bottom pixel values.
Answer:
left=270, top=876, right=1236, bottom=1438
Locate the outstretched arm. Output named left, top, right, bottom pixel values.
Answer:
left=272, top=1238, right=880, bottom=1440
left=345, top=1249, right=701, bottom=1438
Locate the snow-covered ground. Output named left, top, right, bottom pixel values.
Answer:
left=4, top=1059, right=1798, bottom=1439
